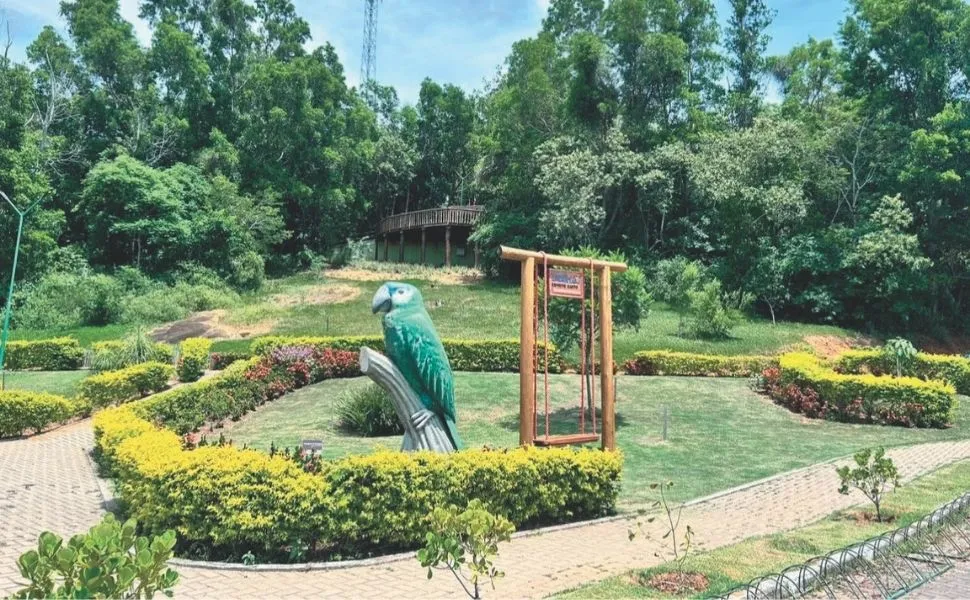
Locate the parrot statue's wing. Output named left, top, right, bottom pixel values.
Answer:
left=397, top=314, right=456, bottom=422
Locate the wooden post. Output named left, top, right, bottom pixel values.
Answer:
left=420, top=227, right=427, bottom=264
left=474, top=242, right=480, bottom=269
left=373, top=235, right=379, bottom=261
left=519, top=257, right=536, bottom=446
left=445, top=225, right=452, bottom=267
left=599, top=268, right=616, bottom=451
left=398, top=231, right=405, bottom=263
left=382, top=234, right=388, bottom=262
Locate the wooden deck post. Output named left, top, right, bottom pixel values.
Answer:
left=398, top=231, right=405, bottom=263
left=420, top=227, right=427, bottom=264
left=599, top=268, right=616, bottom=451
left=445, top=225, right=452, bottom=267
left=519, top=257, right=536, bottom=446
left=382, top=234, right=388, bottom=262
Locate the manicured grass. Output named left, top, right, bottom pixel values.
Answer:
left=556, top=458, right=970, bottom=598
left=1, top=371, right=90, bottom=396
left=226, top=373, right=970, bottom=510
left=10, top=270, right=860, bottom=359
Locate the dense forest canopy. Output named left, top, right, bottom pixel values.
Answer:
left=1, top=0, right=969, bottom=334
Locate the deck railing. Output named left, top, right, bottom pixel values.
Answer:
left=379, top=206, right=483, bottom=234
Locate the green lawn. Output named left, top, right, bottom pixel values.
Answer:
left=2, top=370, right=90, bottom=396
left=10, top=270, right=859, bottom=360
left=556, top=458, right=970, bottom=599
left=226, top=373, right=970, bottom=510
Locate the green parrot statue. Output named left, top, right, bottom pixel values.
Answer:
left=371, top=282, right=464, bottom=450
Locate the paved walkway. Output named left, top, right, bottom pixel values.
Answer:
left=3, top=422, right=970, bottom=599
left=906, top=561, right=970, bottom=599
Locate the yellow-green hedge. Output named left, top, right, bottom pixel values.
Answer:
left=624, top=351, right=777, bottom=377
left=176, top=338, right=211, bottom=382
left=777, top=353, right=956, bottom=427
left=835, top=349, right=970, bottom=395
left=250, top=335, right=564, bottom=373
left=95, top=406, right=621, bottom=559
left=78, top=362, right=174, bottom=408
left=0, top=391, right=76, bottom=437
left=3, top=338, right=84, bottom=370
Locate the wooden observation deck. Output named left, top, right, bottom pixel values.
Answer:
left=377, top=206, right=484, bottom=267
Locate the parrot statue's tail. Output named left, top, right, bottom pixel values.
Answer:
left=443, top=416, right=464, bottom=450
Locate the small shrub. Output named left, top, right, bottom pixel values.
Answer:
left=417, top=499, right=515, bottom=599
left=209, top=351, right=251, bottom=370
left=0, top=391, right=75, bottom=437
left=3, top=338, right=85, bottom=371
left=11, top=514, right=179, bottom=599
left=629, top=481, right=694, bottom=570
left=177, top=338, right=212, bottom=382
left=78, top=362, right=174, bottom=408
left=685, top=280, right=741, bottom=339
left=336, top=384, right=403, bottom=436
left=230, top=250, right=265, bottom=291
left=836, top=447, right=900, bottom=523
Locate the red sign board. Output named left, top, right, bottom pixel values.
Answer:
left=548, top=268, right=584, bottom=299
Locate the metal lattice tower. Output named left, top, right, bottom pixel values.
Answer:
left=360, top=0, right=380, bottom=94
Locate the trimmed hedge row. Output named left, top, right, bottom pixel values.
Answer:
left=769, top=353, right=956, bottom=428
left=834, top=349, right=970, bottom=395
left=624, top=350, right=777, bottom=377
left=177, top=338, right=212, bottom=382
left=251, top=335, right=564, bottom=373
left=0, top=391, right=76, bottom=437
left=3, top=338, right=84, bottom=371
left=78, top=362, right=174, bottom=408
left=94, top=342, right=622, bottom=561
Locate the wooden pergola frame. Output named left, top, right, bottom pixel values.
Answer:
left=500, top=246, right=627, bottom=451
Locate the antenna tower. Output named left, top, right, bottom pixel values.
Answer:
left=360, top=0, right=380, bottom=96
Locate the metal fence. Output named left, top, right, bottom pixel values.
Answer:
left=717, top=492, right=970, bottom=599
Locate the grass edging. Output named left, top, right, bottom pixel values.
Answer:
left=740, top=491, right=970, bottom=598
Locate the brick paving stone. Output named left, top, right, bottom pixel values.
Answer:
left=904, top=561, right=970, bottom=599
left=0, top=421, right=104, bottom=594
left=4, top=418, right=970, bottom=599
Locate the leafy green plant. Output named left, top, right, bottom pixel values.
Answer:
left=92, top=329, right=174, bottom=372
left=882, top=338, right=918, bottom=377
left=629, top=481, right=695, bottom=571
left=417, top=499, right=515, bottom=599
left=335, top=383, right=403, bottom=436
left=686, top=280, right=742, bottom=339
left=176, top=338, right=212, bottom=382
left=836, top=447, right=900, bottom=522
left=11, top=514, right=179, bottom=599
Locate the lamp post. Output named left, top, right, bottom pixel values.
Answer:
left=0, top=191, right=42, bottom=390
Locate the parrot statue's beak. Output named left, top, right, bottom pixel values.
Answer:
left=371, top=284, right=392, bottom=314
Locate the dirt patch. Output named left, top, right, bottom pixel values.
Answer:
left=839, top=509, right=897, bottom=525
left=271, top=284, right=360, bottom=307
left=802, top=335, right=879, bottom=358
left=324, top=267, right=482, bottom=285
left=150, top=309, right=276, bottom=343
left=637, top=571, right=710, bottom=595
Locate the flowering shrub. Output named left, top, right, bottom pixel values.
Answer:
left=209, top=351, right=252, bottom=370
left=762, top=353, right=956, bottom=428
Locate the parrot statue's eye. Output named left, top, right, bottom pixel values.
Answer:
left=397, top=289, right=405, bottom=295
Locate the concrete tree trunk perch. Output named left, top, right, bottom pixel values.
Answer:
left=359, top=346, right=454, bottom=453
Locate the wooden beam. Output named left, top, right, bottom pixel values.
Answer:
left=599, top=268, right=616, bottom=451
left=445, top=225, right=452, bottom=267
left=398, top=230, right=405, bottom=263
left=420, top=227, right=427, bottom=264
left=474, top=242, right=480, bottom=269
left=500, top=246, right=628, bottom=272
left=382, top=235, right=388, bottom=262
left=519, top=257, right=536, bottom=446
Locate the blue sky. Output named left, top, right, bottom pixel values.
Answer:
left=1, top=0, right=851, bottom=104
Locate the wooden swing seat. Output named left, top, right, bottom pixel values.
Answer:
left=533, top=433, right=600, bottom=447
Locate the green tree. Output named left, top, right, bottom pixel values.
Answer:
left=724, top=0, right=773, bottom=127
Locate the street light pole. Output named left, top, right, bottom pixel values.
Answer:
left=0, top=191, right=42, bottom=390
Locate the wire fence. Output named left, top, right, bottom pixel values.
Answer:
left=716, top=492, right=970, bottom=599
